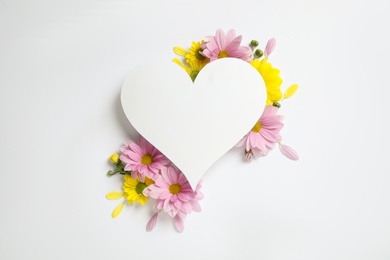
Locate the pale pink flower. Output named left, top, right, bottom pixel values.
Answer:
left=237, top=105, right=283, bottom=157
left=145, top=166, right=195, bottom=218
left=201, top=29, right=251, bottom=62
left=144, top=166, right=203, bottom=232
left=278, top=143, right=299, bottom=160
left=120, top=136, right=170, bottom=180
left=264, top=38, right=276, bottom=58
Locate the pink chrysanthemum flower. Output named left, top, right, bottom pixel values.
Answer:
left=201, top=29, right=251, bottom=62
left=144, top=166, right=202, bottom=232
left=120, top=136, right=170, bottom=180
left=237, top=105, right=284, bottom=157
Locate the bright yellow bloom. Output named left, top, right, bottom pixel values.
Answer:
left=251, top=58, right=283, bottom=105
left=185, top=41, right=209, bottom=69
left=123, top=174, right=154, bottom=205
left=106, top=174, right=154, bottom=218
left=109, top=153, right=120, bottom=164
left=173, top=58, right=203, bottom=82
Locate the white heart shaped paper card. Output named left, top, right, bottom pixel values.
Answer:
left=121, top=58, right=266, bottom=188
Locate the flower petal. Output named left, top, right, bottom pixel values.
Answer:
left=264, top=38, right=276, bottom=58
left=173, top=215, right=184, bottom=233
left=284, top=84, right=299, bottom=99
left=279, top=143, right=299, bottom=160
left=106, top=191, right=125, bottom=200
left=146, top=213, right=159, bottom=232
left=111, top=202, right=125, bottom=218
left=173, top=46, right=188, bottom=57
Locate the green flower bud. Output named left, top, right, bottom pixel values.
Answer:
left=254, top=49, right=263, bottom=59
left=250, top=40, right=259, bottom=48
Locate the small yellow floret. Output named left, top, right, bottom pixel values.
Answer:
left=109, top=153, right=120, bottom=164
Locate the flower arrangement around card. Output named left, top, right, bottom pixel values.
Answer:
left=106, top=29, right=299, bottom=232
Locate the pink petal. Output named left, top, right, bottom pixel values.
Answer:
left=158, top=191, right=171, bottom=200
left=225, top=35, right=242, bottom=52
left=279, top=143, right=299, bottom=160
left=245, top=151, right=253, bottom=162
left=177, top=172, right=188, bottom=185
left=264, top=38, right=276, bottom=58
left=129, top=144, right=144, bottom=157
left=225, top=29, right=237, bottom=43
left=178, top=192, right=190, bottom=202
left=252, top=148, right=263, bottom=157
left=167, top=167, right=179, bottom=183
left=164, top=198, right=173, bottom=212
left=215, top=29, right=226, bottom=50
left=123, top=164, right=133, bottom=171
left=190, top=200, right=202, bottom=212
left=236, top=135, right=247, bottom=147
left=173, top=215, right=184, bottom=233
left=170, top=194, right=178, bottom=202
left=260, top=129, right=280, bottom=143
left=161, top=167, right=171, bottom=182
left=174, top=199, right=182, bottom=208
left=153, top=200, right=163, bottom=212
left=126, top=151, right=142, bottom=162
left=143, top=186, right=151, bottom=197
left=146, top=213, right=159, bottom=232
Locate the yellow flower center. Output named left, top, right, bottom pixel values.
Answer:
left=141, top=154, right=153, bottom=165
left=251, top=121, right=262, bottom=133
left=169, top=183, right=182, bottom=195
left=195, top=48, right=206, bottom=60
left=218, top=50, right=229, bottom=59
left=135, top=182, right=147, bottom=194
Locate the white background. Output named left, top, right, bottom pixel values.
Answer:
left=1, top=0, right=389, bottom=259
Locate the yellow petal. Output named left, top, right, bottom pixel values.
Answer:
left=284, top=84, right=299, bottom=99
left=138, top=195, right=148, bottom=205
left=172, top=58, right=189, bottom=73
left=173, top=46, right=188, bottom=56
left=106, top=191, right=124, bottom=200
left=111, top=202, right=125, bottom=218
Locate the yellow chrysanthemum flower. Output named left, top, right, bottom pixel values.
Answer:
left=185, top=41, right=209, bottom=69
left=123, top=174, right=154, bottom=205
left=251, top=58, right=283, bottom=105
left=173, top=58, right=203, bottom=82
left=106, top=174, right=154, bottom=218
